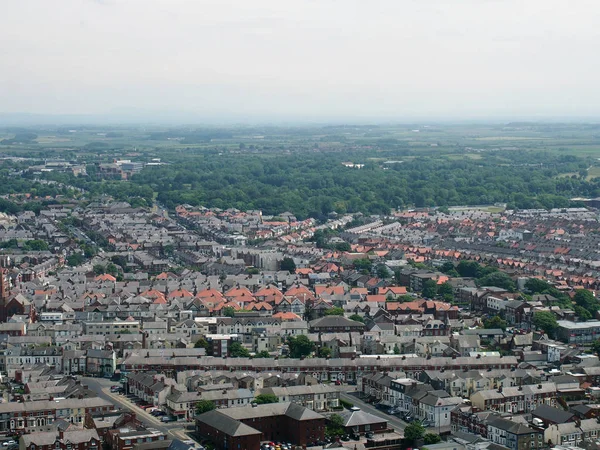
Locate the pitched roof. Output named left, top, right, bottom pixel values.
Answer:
left=339, top=407, right=387, bottom=427
left=309, top=316, right=365, bottom=328
left=488, top=417, right=539, bottom=435
left=532, top=404, right=575, bottom=424
left=196, top=410, right=261, bottom=437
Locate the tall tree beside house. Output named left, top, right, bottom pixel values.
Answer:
left=376, top=264, right=390, bottom=279
left=524, top=278, right=572, bottom=308
left=287, top=335, right=315, bottom=358
left=422, top=279, right=438, bottom=299
left=484, top=315, right=507, bottom=331
left=280, top=257, right=296, bottom=273
left=326, top=414, right=345, bottom=438
left=318, top=347, right=332, bottom=358
left=574, top=289, right=599, bottom=313
left=477, top=271, right=516, bottom=291
left=195, top=400, right=216, bottom=415
left=393, top=344, right=400, bottom=355
left=229, top=341, right=251, bottom=358
left=404, top=421, right=426, bottom=445
left=354, top=258, right=373, bottom=274
left=194, top=337, right=209, bottom=350
left=437, top=281, right=454, bottom=301
left=525, top=278, right=553, bottom=294
left=574, top=305, right=592, bottom=321
left=533, top=311, right=559, bottom=338
left=334, top=241, right=351, bottom=252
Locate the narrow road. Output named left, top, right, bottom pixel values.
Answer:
left=340, top=392, right=408, bottom=432
left=81, top=377, right=191, bottom=440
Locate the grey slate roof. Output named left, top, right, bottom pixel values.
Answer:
left=196, top=410, right=261, bottom=437
left=339, top=407, right=387, bottom=427
left=532, top=404, right=575, bottom=423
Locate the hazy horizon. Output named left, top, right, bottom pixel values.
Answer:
left=2, top=0, right=600, bottom=122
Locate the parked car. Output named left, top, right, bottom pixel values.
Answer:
left=161, top=416, right=176, bottom=423
left=110, top=385, right=121, bottom=393
left=2, top=441, right=16, bottom=447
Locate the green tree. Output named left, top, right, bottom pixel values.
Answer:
left=229, top=341, right=250, bottom=358
left=326, top=414, right=345, bottom=437
left=354, top=258, right=373, bottom=273
left=67, top=253, right=85, bottom=266
left=478, top=272, right=516, bottom=291
left=437, top=282, right=454, bottom=300
left=222, top=306, right=236, bottom=317
left=376, top=264, right=390, bottom=279
left=525, top=278, right=553, bottom=293
left=194, top=337, right=209, bottom=350
left=393, top=344, right=400, bottom=355
left=288, top=335, right=315, bottom=358
left=404, top=421, right=426, bottom=444
left=422, top=279, right=438, bottom=298
left=440, top=262, right=456, bottom=274
left=592, top=339, right=600, bottom=356
left=424, top=433, right=442, bottom=445
left=93, top=264, right=105, bottom=275
left=318, top=346, right=332, bottom=358
left=574, top=289, right=599, bottom=313
left=280, top=257, right=296, bottom=273
left=254, top=394, right=279, bottom=404
left=348, top=314, right=364, bottom=323
left=24, top=239, right=49, bottom=251
left=254, top=350, right=271, bottom=358
left=533, top=311, right=559, bottom=338
left=484, top=315, right=507, bottom=331
left=574, top=305, right=593, bottom=321
left=456, top=261, right=482, bottom=278
left=334, top=242, right=351, bottom=252
left=195, top=400, right=216, bottom=415
left=105, top=263, right=119, bottom=277
left=324, top=307, right=344, bottom=316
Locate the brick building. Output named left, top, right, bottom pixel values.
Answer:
left=338, top=407, right=389, bottom=434
left=106, top=427, right=167, bottom=450
left=20, top=428, right=100, bottom=450
left=196, top=402, right=325, bottom=449
left=0, top=397, right=113, bottom=433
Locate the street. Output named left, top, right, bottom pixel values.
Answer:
left=340, top=392, right=409, bottom=432
left=81, top=377, right=191, bottom=441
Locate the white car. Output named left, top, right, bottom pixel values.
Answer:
left=3, top=441, right=16, bottom=447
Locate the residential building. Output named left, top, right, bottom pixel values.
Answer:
left=196, top=402, right=325, bottom=448
left=20, top=428, right=101, bottom=450
left=487, top=417, right=544, bottom=450
left=255, top=385, right=340, bottom=411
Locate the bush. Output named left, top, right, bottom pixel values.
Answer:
left=340, top=398, right=354, bottom=409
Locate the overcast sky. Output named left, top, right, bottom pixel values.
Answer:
left=2, top=0, right=600, bottom=122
